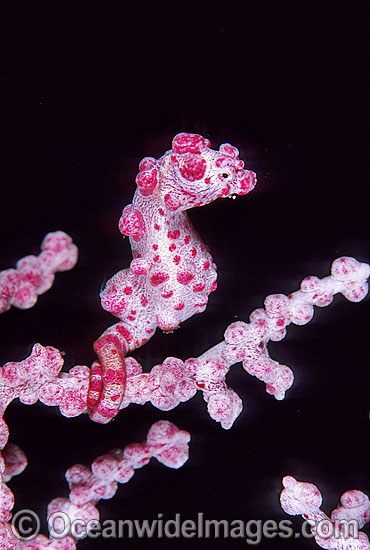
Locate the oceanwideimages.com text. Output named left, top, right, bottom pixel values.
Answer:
left=11, top=509, right=361, bottom=545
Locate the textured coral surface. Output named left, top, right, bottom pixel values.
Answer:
left=0, top=421, right=190, bottom=548
left=0, top=232, right=78, bottom=314
left=281, top=476, right=370, bottom=549
left=0, top=255, right=368, bottom=450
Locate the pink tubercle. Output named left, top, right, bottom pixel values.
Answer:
left=150, top=272, right=170, bottom=286
left=168, top=229, right=180, bottom=240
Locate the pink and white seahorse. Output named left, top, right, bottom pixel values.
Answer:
left=88, top=132, right=256, bottom=423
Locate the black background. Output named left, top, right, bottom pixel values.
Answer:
left=1, top=3, right=369, bottom=548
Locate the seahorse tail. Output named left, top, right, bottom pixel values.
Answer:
left=87, top=322, right=154, bottom=423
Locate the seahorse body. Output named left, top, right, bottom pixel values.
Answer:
left=88, top=133, right=256, bottom=423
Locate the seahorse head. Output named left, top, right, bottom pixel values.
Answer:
left=134, top=133, right=257, bottom=212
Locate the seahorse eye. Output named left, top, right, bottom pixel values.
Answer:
left=222, top=173, right=229, bottom=179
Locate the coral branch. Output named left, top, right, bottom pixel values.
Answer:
left=0, top=256, right=368, bottom=439
left=94, top=256, right=370, bottom=429
left=0, top=343, right=90, bottom=449
left=0, top=421, right=190, bottom=548
left=280, top=476, right=370, bottom=549
left=0, top=232, right=78, bottom=314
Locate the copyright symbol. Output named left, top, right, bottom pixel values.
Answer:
left=11, top=509, right=40, bottom=541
